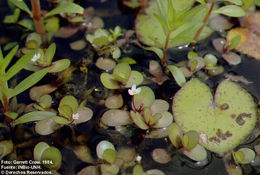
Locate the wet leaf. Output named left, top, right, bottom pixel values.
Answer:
left=182, top=144, right=207, bottom=161
left=8, top=68, right=50, bottom=99
left=34, top=142, right=50, bottom=161
left=35, top=118, right=60, bottom=135
left=213, top=5, right=245, bottom=17
left=133, top=165, right=146, bottom=175
left=96, top=140, right=115, bottom=159
left=100, top=164, right=119, bottom=174
left=234, top=148, right=255, bottom=164
left=204, top=54, right=218, bottom=68
left=45, top=2, right=84, bottom=18
left=130, top=111, right=149, bottom=130
left=222, top=52, right=241, bottom=65
left=226, top=28, right=260, bottom=60
left=0, top=140, right=13, bottom=158
left=172, top=79, right=257, bottom=153
left=96, top=58, right=116, bottom=71
left=9, top=0, right=32, bottom=16
left=103, top=149, right=116, bottom=164
left=70, top=40, right=86, bottom=51
left=152, top=111, right=173, bottom=128
left=168, top=123, right=183, bottom=148
left=41, top=146, right=62, bottom=170
left=45, top=43, right=56, bottom=65
left=49, top=59, right=71, bottom=73
left=100, top=73, right=120, bottom=89
left=38, top=95, right=52, bottom=108
left=101, top=109, right=131, bottom=127
left=133, top=86, right=155, bottom=110
left=151, top=148, right=171, bottom=164
left=59, top=95, right=78, bottom=114
left=13, top=111, right=56, bottom=125
left=29, top=84, right=57, bottom=101
left=168, top=65, right=186, bottom=87
left=118, top=57, right=137, bottom=65
left=123, top=71, right=144, bottom=88
left=105, top=94, right=124, bottom=109
left=182, top=130, right=199, bottom=150
left=72, top=107, right=93, bottom=124
left=112, top=62, right=131, bottom=83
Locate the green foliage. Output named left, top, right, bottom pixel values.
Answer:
left=0, top=46, right=49, bottom=110
left=167, top=65, right=186, bottom=87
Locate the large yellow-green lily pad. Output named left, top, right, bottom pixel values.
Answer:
left=172, top=79, right=257, bottom=153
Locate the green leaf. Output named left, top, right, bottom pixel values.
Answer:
left=18, top=19, right=33, bottom=30
left=45, top=43, right=56, bottom=64
left=5, top=50, right=36, bottom=80
left=168, top=65, right=186, bottom=87
left=167, top=0, right=176, bottom=29
left=4, top=42, right=19, bottom=51
left=255, top=0, right=260, bottom=7
left=228, top=35, right=241, bottom=50
left=1, top=45, right=19, bottom=73
left=143, top=47, right=163, bottom=60
left=219, top=0, right=243, bottom=5
left=45, top=2, right=84, bottom=18
left=213, top=5, right=246, bottom=17
left=4, top=112, right=18, bottom=120
left=153, top=14, right=169, bottom=34
left=13, top=111, right=56, bottom=125
left=9, top=0, right=32, bottom=16
left=0, top=47, right=3, bottom=64
left=156, top=0, right=167, bottom=23
left=8, top=67, right=50, bottom=99
left=196, top=0, right=206, bottom=5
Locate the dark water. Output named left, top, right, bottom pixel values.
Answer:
left=1, top=0, right=260, bottom=175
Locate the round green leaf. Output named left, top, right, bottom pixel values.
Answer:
left=133, top=86, right=155, bottom=110
left=172, top=79, right=257, bottom=153
left=41, top=147, right=62, bottom=170
left=123, top=71, right=144, bottom=88
left=112, top=62, right=131, bottom=83
left=100, top=73, right=120, bottom=89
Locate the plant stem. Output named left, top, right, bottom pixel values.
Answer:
left=192, top=0, right=216, bottom=44
left=31, top=0, right=45, bottom=34
left=162, top=32, right=171, bottom=67
left=140, top=0, right=147, bottom=8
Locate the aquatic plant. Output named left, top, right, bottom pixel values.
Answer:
left=100, top=62, right=143, bottom=89
left=23, top=42, right=71, bottom=73
left=135, top=0, right=246, bottom=66
left=33, top=142, right=62, bottom=170
left=0, top=45, right=49, bottom=122
left=6, top=0, right=84, bottom=34
left=172, top=78, right=257, bottom=153
left=86, top=26, right=123, bottom=59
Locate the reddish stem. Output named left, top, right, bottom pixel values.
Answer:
left=31, top=0, right=45, bottom=34
left=3, top=95, right=12, bottom=123
left=192, top=0, right=216, bottom=44
left=162, top=32, right=171, bottom=67
left=140, top=0, right=147, bottom=8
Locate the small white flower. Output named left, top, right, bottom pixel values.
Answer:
left=128, top=84, right=141, bottom=96
left=31, top=53, right=41, bottom=62
left=72, top=113, right=79, bottom=120
left=135, top=155, right=142, bottom=163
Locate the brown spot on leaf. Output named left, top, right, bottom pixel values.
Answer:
left=231, top=114, right=236, bottom=119
left=209, top=136, right=221, bottom=143
left=235, top=113, right=252, bottom=126
left=220, top=103, right=229, bottom=110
